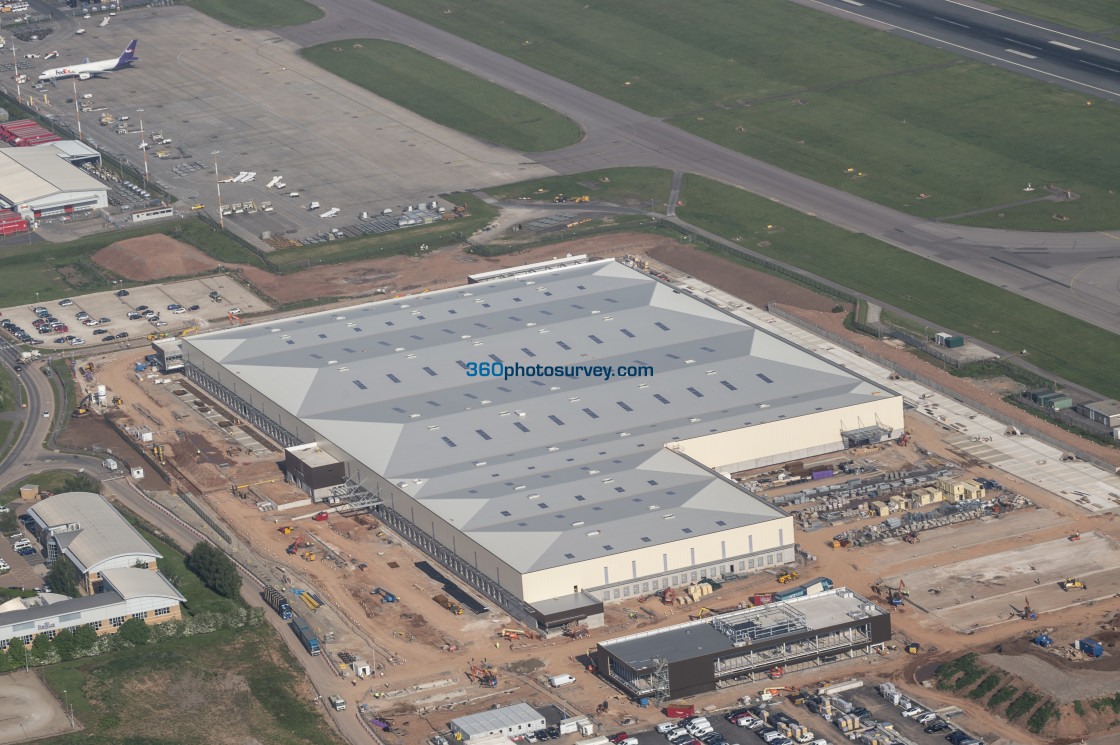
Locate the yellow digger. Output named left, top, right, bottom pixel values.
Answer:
left=1060, top=578, right=1087, bottom=591
left=777, top=571, right=799, bottom=584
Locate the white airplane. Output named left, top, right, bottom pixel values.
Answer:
left=39, top=39, right=137, bottom=81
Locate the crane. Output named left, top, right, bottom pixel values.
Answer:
left=371, top=587, right=397, bottom=603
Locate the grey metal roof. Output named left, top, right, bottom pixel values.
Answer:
left=29, top=492, right=162, bottom=574
left=0, top=591, right=125, bottom=628
left=0, top=147, right=105, bottom=203
left=100, top=567, right=186, bottom=603
left=451, top=702, right=544, bottom=737
left=185, top=260, right=897, bottom=574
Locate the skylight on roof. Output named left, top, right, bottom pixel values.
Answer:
left=687, top=387, right=703, bottom=397
left=757, top=373, right=774, bottom=383
left=513, top=422, right=529, bottom=433
left=423, top=366, right=437, bottom=376
left=521, top=347, right=536, bottom=358
left=353, top=380, right=367, bottom=390
left=582, top=408, right=599, bottom=419
left=441, top=436, right=457, bottom=447
left=620, top=329, right=635, bottom=338
left=589, top=335, right=603, bottom=344
left=548, top=415, right=565, bottom=426
left=476, top=429, right=492, bottom=441
left=617, top=401, right=633, bottom=412
left=655, top=322, right=670, bottom=331
left=653, top=394, right=670, bottom=404
left=721, top=380, right=738, bottom=391
left=387, top=374, right=401, bottom=384
left=557, top=341, right=571, bottom=351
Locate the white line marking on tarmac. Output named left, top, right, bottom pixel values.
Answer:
left=941, top=0, right=1120, bottom=53
left=875, top=0, right=900, bottom=5
left=1005, top=49, right=1037, bottom=59
left=1049, top=41, right=1081, bottom=51
left=934, top=16, right=969, bottom=28
left=1003, top=37, right=1041, bottom=50
left=803, top=0, right=1120, bottom=100
left=840, top=0, right=864, bottom=5
left=1080, top=59, right=1120, bottom=73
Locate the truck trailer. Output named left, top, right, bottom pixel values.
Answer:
left=265, top=585, right=293, bottom=619
left=292, top=615, right=321, bottom=655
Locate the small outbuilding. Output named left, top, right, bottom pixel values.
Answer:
left=450, top=703, right=545, bottom=741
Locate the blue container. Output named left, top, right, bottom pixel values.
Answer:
left=1080, top=638, right=1103, bottom=657
left=639, top=697, right=650, bottom=708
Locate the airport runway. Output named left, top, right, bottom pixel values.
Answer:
left=801, top=0, right=1120, bottom=103
left=278, top=1, right=1120, bottom=337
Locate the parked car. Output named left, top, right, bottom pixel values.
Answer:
left=657, top=724, right=677, bottom=734
left=187, top=304, right=200, bottom=311
left=901, top=707, right=923, bottom=718
left=925, top=722, right=949, bottom=734
left=93, top=329, right=108, bottom=335
left=117, top=332, right=130, bottom=338
left=154, top=321, right=168, bottom=327
left=608, top=734, right=629, bottom=744
left=918, top=712, right=938, bottom=725
left=102, top=335, right=116, bottom=342
left=228, top=307, right=241, bottom=314
left=58, top=298, right=73, bottom=306
left=17, top=547, right=36, bottom=556
left=70, top=338, right=85, bottom=346
left=167, top=304, right=182, bottom=310
left=98, top=317, right=110, bottom=324
left=136, top=305, right=149, bottom=311
left=115, top=289, right=130, bottom=297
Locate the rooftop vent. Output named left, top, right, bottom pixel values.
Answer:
left=572, top=521, right=584, bottom=527
left=661, top=513, right=676, bottom=519
left=586, top=529, right=601, bottom=536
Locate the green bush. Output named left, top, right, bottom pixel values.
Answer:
left=1027, top=700, right=1060, bottom=733
left=185, top=542, right=242, bottom=600
left=968, top=672, right=1002, bottom=699
left=936, top=652, right=983, bottom=689
left=1074, top=701, right=1086, bottom=716
left=988, top=685, right=1019, bottom=708
left=1007, top=691, right=1042, bottom=720
left=1092, top=693, right=1120, bottom=714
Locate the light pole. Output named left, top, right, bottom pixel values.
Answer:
left=212, top=150, right=224, bottom=229
left=13, top=44, right=23, bottom=105
left=71, top=77, right=82, bottom=142
left=137, top=108, right=148, bottom=188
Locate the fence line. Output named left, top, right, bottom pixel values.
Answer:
left=766, top=305, right=1118, bottom=474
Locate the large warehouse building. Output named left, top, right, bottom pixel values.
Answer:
left=0, top=145, right=108, bottom=219
left=596, top=588, right=891, bottom=700
left=181, top=259, right=903, bottom=629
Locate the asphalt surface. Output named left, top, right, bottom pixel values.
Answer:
left=274, top=1, right=1120, bottom=338
left=802, top=0, right=1120, bottom=102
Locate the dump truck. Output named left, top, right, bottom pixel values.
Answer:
left=434, top=594, right=464, bottom=615
left=292, top=615, right=321, bottom=655
left=265, top=585, right=293, bottom=620
left=328, top=694, right=346, bottom=711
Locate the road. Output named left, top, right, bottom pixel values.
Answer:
left=276, top=0, right=1120, bottom=338
left=803, top=0, right=1120, bottom=102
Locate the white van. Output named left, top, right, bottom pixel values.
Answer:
left=548, top=674, right=576, bottom=688
left=12, top=539, right=32, bottom=551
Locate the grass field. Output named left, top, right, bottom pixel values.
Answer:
left=0, top=365, right=15, bottom=413
left=373, top=0, right=953, bottom=116
left=672, top=61, right=1120, bottom=226
left=41, top=626, right=343, bottom=745
left=302, top=40, right=580, bottom=153
left=485, top=167, right=674, bottom=209
left=675, top=174, right=1120, bottom=400
left=947, top=194, right=1120, bottom=230
left=0, top=420, right=15, bottom=468
left=373, top=0, right=1120, bottom=229
left=0, top=220, right=266, bottom=308
left=0, top=470, right=73, bottom=503
left=185, top=0, right=322, bottom=28
left=987, top=0, right=1120, bottom=31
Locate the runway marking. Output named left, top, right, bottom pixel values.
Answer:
left=875, top=0, right=900, bottom=5
left=1098, top=231, right=1120, bottom=242
left=839, top=0, right=864, bottom=5
left=803, top=0, right=1120, bottom=100
left=941, top=0, right=1120, bottom=53
left=1006, top=49, right=1037, bottom=59
left=934, top=16, right=969, bottom=28
left=1080, top=59, right=1120, bottom=73
left=1003, top=37, right=1041, bottom=50
left=1049, top=41, right=1081, bottom=51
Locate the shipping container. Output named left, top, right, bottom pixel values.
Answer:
left=292, top=615, right=321, bottom=655
left=750, top=593, right=774, bottom=606
left=811, top=469, right=834, bottom=480
left=774, top=586, right=807, bottom=601
left=1079, top=639, right=1103, bottom=658
left=945, top=336, right=964, bottom=348
left=666, top=704, right=695, bottom=718
left=799, top=577, right=834, bottom=596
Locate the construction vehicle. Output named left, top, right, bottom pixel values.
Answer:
left=1070, top=531, right=1081, bottom=541
left=155, top=150, right=171, bottom=159
left=111, top=395, right=123, bottom=405
left=691, top=607, right=716, bottom=620
left=470, top=662, right=497, bottom=687
left=71, top=406, right=90, bottom=417
left=292, top=615, right=321, bottom=655
left=889, top=579, right=909, bottom=606
left=434, top=594, right=464, bottom=615
left=659, top=587, right=676, bottom=605
left=279, top=526, right=296, bottom=535
left=147, top=332, right=168, bottom=340
left=265, top=585, right=293, bottom=619
left=371, top=587, right=397, bottom=603
left=177, top=327, right=198, bottom=338
left=286, top=534, right=313, bottom=555
left=1021, top=598, right=1037, bottom=621
left=302, top=551, right=316, bottom=561
left=1061, top=577, right=1088, bottom=591
left=777, top=571, right=799, bottom=584
left=768, top=666, right=785, bottom=679
left=328, top=694, right=346, bottom=711
left=903, top=531, right=920, bottom=544
left=828, top=538, right=851, bottom=549
left=499, top=627, right=531, bottom=640
left=312, top=511, right=329, bottom=521
left=906, top=642, right=921, bottom=654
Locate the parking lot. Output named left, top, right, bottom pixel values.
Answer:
left=2, top=4, right=549, bottom=246
left=618, top=679, right=986, bottom=745
left=1, top=511, right=47, bottom=592
left=0, top=276, right=267, bottom=349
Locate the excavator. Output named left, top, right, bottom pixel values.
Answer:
left=1060, top=577, right=1087, bottom=591
left=889, top=579, right=909, bottom=606
left=1021, top=598, right=1037, bottom=621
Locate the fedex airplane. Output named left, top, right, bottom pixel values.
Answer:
left=38, top=39, right=137, bottom=81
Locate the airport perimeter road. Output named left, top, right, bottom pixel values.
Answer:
left=279, top=1, right=1120, bottom=336
left=0, top=343, right=53, bottom=484
left=802, top=0, right=1120, bottom=102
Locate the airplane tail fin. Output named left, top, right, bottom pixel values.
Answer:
left=82, top=58, right=90, bottom=64
left=116, top=40, right=137, bottom=67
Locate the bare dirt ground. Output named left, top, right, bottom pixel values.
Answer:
left=91, top=231, right=679, bottom=305
left=0, top=670, right=75, bottom=744
left=73, top=237, right=1120, bottom=743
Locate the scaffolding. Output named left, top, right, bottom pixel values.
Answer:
left=712, top=603, right=809, bottom=646
left=651, top=656, right=671, bottom=705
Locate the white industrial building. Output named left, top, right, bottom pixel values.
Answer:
left=0, top=145, right=107, bottom=218
left=181, top=259, right=903, bottom=629
left=450, top=702, right=545, bottom=741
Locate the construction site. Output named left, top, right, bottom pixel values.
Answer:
left=36, top=247, right=1120, bottom=745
